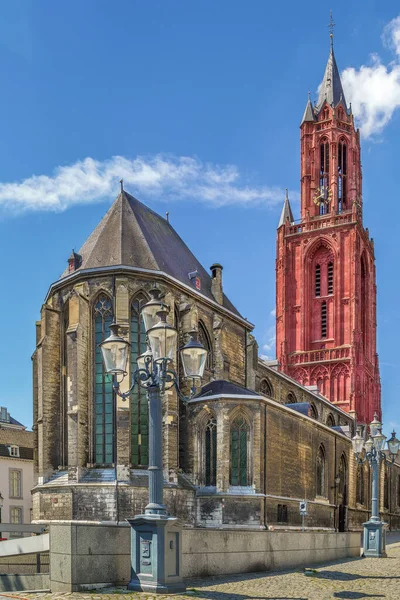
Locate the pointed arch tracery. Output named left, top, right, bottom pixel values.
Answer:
left=228, top=406, right=252, bottom=487
left=292, top=367, right=309, bottom=387
left=311, top=365, right=329, bottom=398
left=260, top=378, right=273, bottom=397
left=331, top=363, right=350, bottom=403
left=338, top=136, right=348, bottom=213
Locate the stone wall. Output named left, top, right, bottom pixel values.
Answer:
left=48, top=522, right=361, bottom=592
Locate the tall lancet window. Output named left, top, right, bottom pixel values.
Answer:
left=205, top=417, right=217, bottom=486
left=338, top=139, right=347, bottom=213
left=130, top=293, right=149, bottom=467
left=319, top=140, right=330, bottom=215
left=94, top=294, right=114, bottom=465
left=230, top=415, right=250, bottom=486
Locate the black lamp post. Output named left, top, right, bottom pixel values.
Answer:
left=99, top=291, right=207, bottom=594
left=352, top=415, right=400, bottom=558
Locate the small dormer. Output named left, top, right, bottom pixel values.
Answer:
left=9, top=445, right=19, bottom=458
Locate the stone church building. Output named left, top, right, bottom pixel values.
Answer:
left=32, top=42, right=400, bottom=531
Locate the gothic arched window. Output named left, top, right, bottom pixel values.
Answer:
left=205, top=417, right=217, bottom=486
left=319, top=139, right=330, bottom=215
left=260, top=378, right=273, bottom=397
left=198, top=321, right=213, bottom=374
left=356, top=464, right=365, bottom=505
left=338, top=138, right=347, bottom=213
left=309, top=403, right=318, bottom=420
left=94, top=294, right=114, bottom=465
left=286, top=392, right=297, bottom=404
left=230, top=415, right=250, bottom=486
left=131, top=293, right=149, bottom=467
left=61, top=302, right=69, bottom=466
left=316, top=445, right=326, bottom=496
left=326, top=413, right=335, bottom=427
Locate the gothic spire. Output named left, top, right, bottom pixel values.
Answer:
left=300, top=92, right=315, bottom=125
left=278, top=189, right=294, bottom=227
left=316, top=18, right=347, bottom=112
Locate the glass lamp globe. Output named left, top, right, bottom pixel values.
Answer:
left=372, top=428, right=387, bottom=453
left=364, top=437, right=374, bottom=454
left=180, top=334, right=208, bottom=379
left=141, top=287, right=167, bottom=333
left=370, top=413, right=382, bottom=437
left=387, top=430, right=400, bottom=457
left=147, top=307, right=177, bottom=363
left=99, top=323, right=130, bottom=374
left=137, top=346, right=153, bottom=372
left=351, top=430, right=365, bottom=455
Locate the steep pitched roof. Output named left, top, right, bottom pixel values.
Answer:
left=278, top=190, right=294, bottom=227
left=61, top=191, right=242, bottom=317
left=317, top=47, right=347, bottom=111
left=301, top=96, right=316, bottom=125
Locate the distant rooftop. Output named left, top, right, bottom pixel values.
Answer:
left=0, top=406, right=25, bottom=429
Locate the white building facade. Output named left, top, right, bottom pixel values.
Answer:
left=0, top=407, right=34, bottom=538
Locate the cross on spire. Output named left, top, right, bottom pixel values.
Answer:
left=329, top=10, right=335, bottom=48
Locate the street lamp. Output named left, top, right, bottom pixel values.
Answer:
left=100, top=296, right=207, bottom=594
left=352, top=415, right=400, bottom=558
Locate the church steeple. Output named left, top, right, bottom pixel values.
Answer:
left=316, top=46, right=348, bottom=112
left=300, top=93, right=315, bottom=125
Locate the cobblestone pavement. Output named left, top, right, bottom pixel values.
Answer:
left=4, top=541, right=400, bottom=600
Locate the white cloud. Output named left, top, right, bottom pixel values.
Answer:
left=341, top=15, right=400, bottom=138
left=0, top=154, right=293, bottom=214
left=270, top=308, right=276, bottom=318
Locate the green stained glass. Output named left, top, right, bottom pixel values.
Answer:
left=94, top=295, right=114, bottom=465
left=230, top=417, right=249, bottom=486
left=130, top=294, right=149, bottom=467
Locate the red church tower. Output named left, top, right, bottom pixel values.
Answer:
left=276, top=37, right=381, bottom=425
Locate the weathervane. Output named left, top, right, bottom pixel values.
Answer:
left=329, top=10, right=335, bottom=48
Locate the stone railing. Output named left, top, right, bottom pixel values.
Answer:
left=290, top=346, right=351, bottom=365
left=288, top=211, right=354, bottom=235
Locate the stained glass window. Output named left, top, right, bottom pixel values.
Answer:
left=205, top=417, right=217, bottom=486
left=131, top=294, right=148, bottom=467
left=94, top=294, right=114, bottom=465
left=230, top=416, right=250, bottom=486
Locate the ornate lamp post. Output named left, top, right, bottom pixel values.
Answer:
left=100, top=291, right=207, bottom=594
left=352, top=415, right=400, bottom=558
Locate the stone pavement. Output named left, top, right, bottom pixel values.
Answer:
left=4, top=540, right=400, bottom=600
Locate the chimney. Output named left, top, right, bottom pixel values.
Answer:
left=210, top=263, right=223, bottom=305
left=68, top=250, right=82, bottom=274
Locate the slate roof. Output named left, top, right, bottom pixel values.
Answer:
left=301, top=96, right=316, bottom=125
left=278, top=191, right=294, bottom=227
left=195, top=379, right=260, bottom=398
left=61, top=191, right=242, bottom=318
left=317, top=47, right=348, bottom=111
left=0, top=445, right=33, bottom=460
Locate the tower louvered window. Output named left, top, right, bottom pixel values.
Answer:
left=130, top=294, right=149, bottom=467
left=230, top=416, right=250, bottom=486
left=338, top=140, right=347, bottom=213
left=328, top=262, right=334, bottom=295
left=319, top=141, right=330, bottom=215
left=205, top=417, right=217, bottom=486
left=321, top=301, right=327, bottom=338
left=315, top=264, right=321, bottom=297
left=94, top=295, right=114, bottom=465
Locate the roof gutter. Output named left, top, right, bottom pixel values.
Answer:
left=44, top=265, right=254, bottom=330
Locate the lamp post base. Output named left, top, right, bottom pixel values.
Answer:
left=127, top=514, right=186, bottom=595
left=362, top=520, right=387, bottom=558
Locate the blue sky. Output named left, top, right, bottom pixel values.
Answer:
left=0, top=1, right=399, bottom=435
